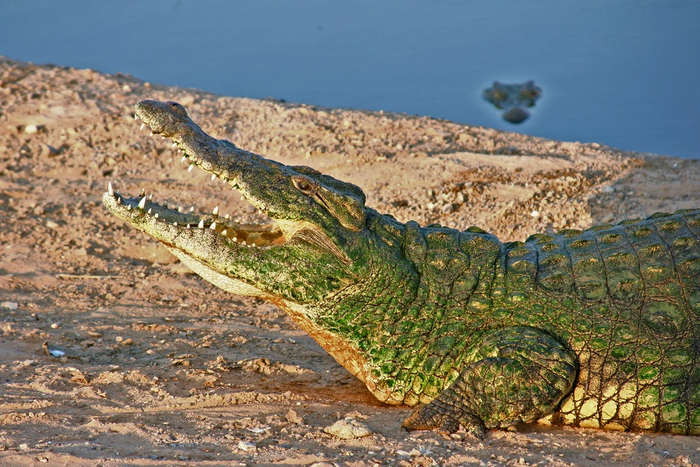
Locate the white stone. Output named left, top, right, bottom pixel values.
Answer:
left=238, top=441, right=256, bottom=452
left=323, top=417, right=372, bottom=439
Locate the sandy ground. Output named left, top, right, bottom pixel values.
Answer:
left=0, top=56, right=699, bottom=466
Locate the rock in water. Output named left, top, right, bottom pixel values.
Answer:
left=502, top=107, right=530, bottom=124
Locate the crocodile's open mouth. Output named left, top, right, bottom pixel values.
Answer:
left=104, top=99, right=353, bottom=267
left=103, top=114, right=288, bottom=250
left=105, top=182, right=286, bottom=249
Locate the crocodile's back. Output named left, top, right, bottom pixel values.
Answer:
left=504, top=209, right=700, bottom=433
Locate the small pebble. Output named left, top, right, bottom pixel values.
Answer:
left=238, top=441, right=256, bottom=452
left=285, top=408, right=304, bottom=425
left=323, top=417, right=372, bottom=439
left=38, top=144, right=59, bottom=158
left=1, top=302, right=19, bottom=311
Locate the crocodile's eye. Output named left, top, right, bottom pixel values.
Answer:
left=167, top=101, right=188, bottom=117
left=293, top=177, right=315, bottom=194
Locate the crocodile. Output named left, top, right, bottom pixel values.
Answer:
left=103, top=100, right=700, bottom=437
left=483, top=80, right=543, bottom=124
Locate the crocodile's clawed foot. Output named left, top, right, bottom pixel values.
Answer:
left=402, top=403, right=487, bottom=440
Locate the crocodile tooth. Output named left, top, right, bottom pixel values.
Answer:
left=186, top=223, right=191, bottom=228
left=108, top=182, right=114, bottom=196
left=177, top=206, right=183, bottom=212
left=189, top=206, right=195, bottom=212
left=154, top=213, right=159, bottom=219
left=232, top=237, right=238, bottom=242
left=161, top=136, right=165, bottom=140
left=211, top=174, right=216, bottom=181
left=116, top=197, right=121, bottom=205
left=140, top=188, right=146, bottom=197
left=240, top=195, right=245, bottom=201
left=188, top=164, right=194, bottom=172
left=134, top=114, right=139, bottom=120
left=148, top=194, right=153, bottom=200
left=224, top=213, right=230, bottom=220
left=198, top=220, right=205, bottom=229
left=241, top=240, right=247, bottom=246
left=212, top=206, right=219, bottom=216
left=173, top=221, right=178, bottom=226
left=150, top=132, right=154, bottom=136
left=210, top=222, right=217, bottom=230
left=147, top=208, right=152, bottom=214
left=251, top=242, right=256, bottom=247
left=221, top=229, right=227, bottom=237
left=138, top=197, right=147, bottom=209
left=127, top=205, right=132, bottom=211
left=181, top=155, right=187, bottom=163
left=172, top=142, right=178, bottom=148
left=140, top=123, right=145, bottom=131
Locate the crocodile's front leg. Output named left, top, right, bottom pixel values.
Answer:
left=402, top=326, right=578, bottom=438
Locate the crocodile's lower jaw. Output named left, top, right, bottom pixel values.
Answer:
left=166, top=246, right=268, bottom=297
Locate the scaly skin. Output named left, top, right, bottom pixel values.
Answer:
left=103, top=100, right=700, bottom=437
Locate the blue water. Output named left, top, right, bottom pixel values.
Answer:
left=2, top=0, right=699, bottom=158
